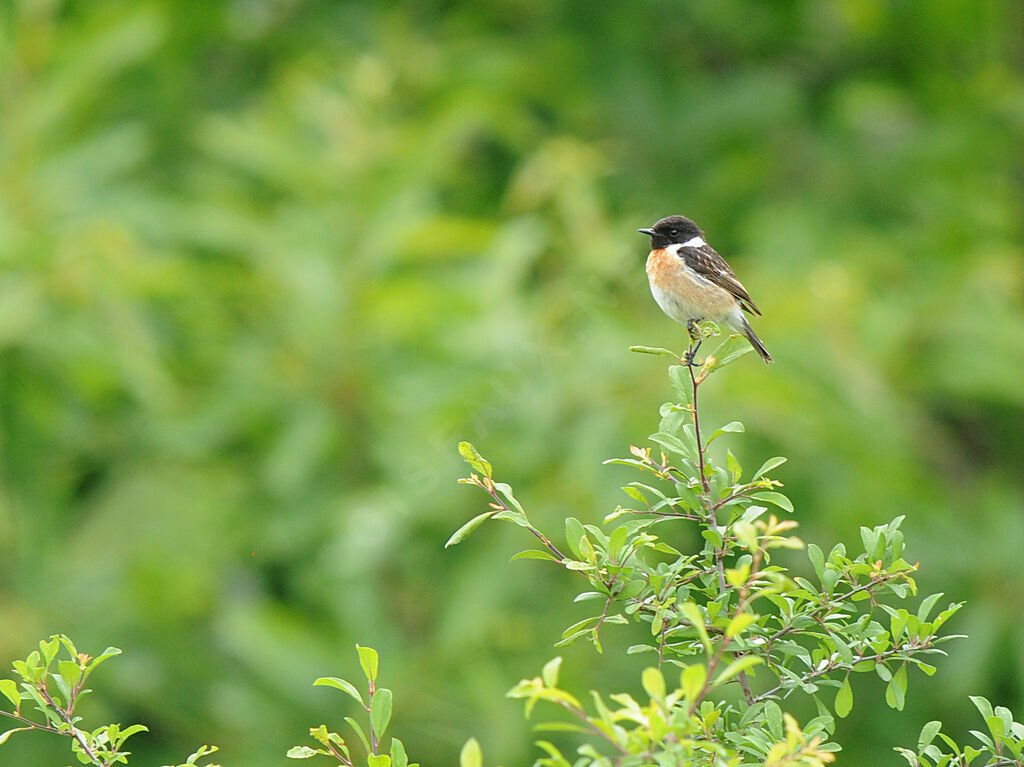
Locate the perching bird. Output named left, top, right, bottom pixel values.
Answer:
left=639, top=215, right=773, bottom=364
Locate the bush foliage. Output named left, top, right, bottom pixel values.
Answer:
left=4, top=333, right=1023, bottom=766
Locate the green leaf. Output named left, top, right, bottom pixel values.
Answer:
left=371, top=688, right=393, bottom=737
left=629, top=345, right=678, bottom=358
left=725, top=613, right=756, bottom=638
left=39, top=637, right=59, bottom=666
left=916, top=593, right=944, bottom=622
left=510, top=549, right=560, bottom=563
left=668, top=366, right=695, bottom=406
left=314, top=677, right=364, bottom=706
left=368, top=756, right=391, bottom=767
left=706, top=334, right=754, bottom=371
left=681, top=602, right=711, bottom=652
left=725, top=564, right=749, bottom=589
left=445, top=512, right=494, bottom=548
left=835, top=678, right=853, bottom=718
left=344, top=717, right=370, bottom=751
left=0, top=728, right=31, bottom=745
left=286, top=745, right=321, bottom=759
left=969, top=695, right=994, bottom=721
left=357, top=645, right=379, bottom=683
left=726, top=450, right=742, bottom=482
left=641, top=667, right=665, bottom=701
left=57, top=660, right=81, bottom=692
left=564, top=518, right=585, bottom=558
left=750, top=491, right=794, bottom=513
left=918, top=721, right=942, bottom=751
left=752, top=456, right=787, bottom=480
left=713, top=655, right=762, bottom=686
left=708, top=421, right=744, bottom=445
left=807, top=544, right=825, bottom=583
left=0, top=679, right=20, bottom=708
left=681, top=664, right=706, bottom=702
left=85, top=647, right=122, bottom=673
left=458, top=442, right=492, bottom=478
left=542, top=657, right=562, bottom=687
left=460, top=738, right=482, bottom=767
left=115, top=724, right=148, bottom=745
left=391, top=738, right=409, bottom=767
left=886, top=665, right=907, bottom=710
left=649, top=432, right=694, bottom=459
left=764, top=701, right=783, bottom=739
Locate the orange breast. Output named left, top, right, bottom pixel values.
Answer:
left=646, top=248, right=738, bottom=322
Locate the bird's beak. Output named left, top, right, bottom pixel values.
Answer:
left=637, top=228, right=655, bottom=236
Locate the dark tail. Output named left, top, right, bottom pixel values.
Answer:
left=740, top=317, right=773, bottom=364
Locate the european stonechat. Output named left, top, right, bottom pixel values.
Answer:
left=639, top=215, right=773, bottom=364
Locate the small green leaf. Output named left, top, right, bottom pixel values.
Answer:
left=458, top=442, right=492, bottom=478
left=764, top=701, right=783, bottom=739
left=85, top=647, right=122, bottom=673
left=725, top=564, right=750, bottom=589
left=357, top=645, right=379, bottom=683
left=391, top=738, right=409, bottom=767
left=57, top=660, right=81, bottom=692
left=510, top=549, right=560, bottom=563
left=314, top=677, right=364, bottom=706
left=542, top=657, right=562, bottom=687
left=649, top=432, right=694, bottom=459
left=445, top=512, right=494, bottom=548
left=681, top=664, right=706, bottom=702
left=460, top=738, right=482, bottom=767
left=706, top=334, right=754, bottom=371
left=629, top=345, right=678, bottom=358
left=708, top=421, right=744, bottom=445
left=564, top=518, right=585, bottom=558
left=344, top=717, right=370, bottom=751
left=918, top=721, right=942, bottom=751
left=725, top=613, right=756, bottom=638
left=641, top=667, right=665, bottom=701
left=752, top=456, right=787, bottom=480
left=807, top=544, right=825, bottom=583
left=681, top=603, right=711, bottom=652
left=969, top=695, right=994, bottom=721
left=916, top=593, right=943, bottom=622
left=371, top=688, right=393, bottom=737
left=713, top=655, right=762, bottom=686
left=886, top=666, right=907, bottom=710
left=668, top=366, right=695, bottom=406
left=750, top=491, right=794, bottom=513
left=368, top=756, right=391, bottom=767
left=835, top=678, right=853, bottom=718
left=726, top=450, right=742, bottom=482
left=0, top=728, right=31, bottom=745
left=0, top=679, right=20, bottom=707
left=287, top=745, right=322, bottom=758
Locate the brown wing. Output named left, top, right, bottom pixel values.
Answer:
left=678, top=243, right=762, bottom=316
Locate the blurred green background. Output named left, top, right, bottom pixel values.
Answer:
left=1, top=1, right=1022, bottom=764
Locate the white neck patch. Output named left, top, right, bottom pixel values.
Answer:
left=680, top=236, right=706, bottom=248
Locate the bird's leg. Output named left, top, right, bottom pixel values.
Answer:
left=683, top=318, right=703, bottom=366
left=686, top=318, right=701, bottom=341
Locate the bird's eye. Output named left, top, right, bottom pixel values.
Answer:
left=669, top=228, right=678, bottom=237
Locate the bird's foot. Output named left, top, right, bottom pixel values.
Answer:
left=686, top=318, right=702, bottom=342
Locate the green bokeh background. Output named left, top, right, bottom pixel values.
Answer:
left=1, top=1, right=1022, bottom=764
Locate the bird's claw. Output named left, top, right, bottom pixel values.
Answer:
left=686, top=318, right=702, bottom=342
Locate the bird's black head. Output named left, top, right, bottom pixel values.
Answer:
left=638, top=215, right=704, bottom=250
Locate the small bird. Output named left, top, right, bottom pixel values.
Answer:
left=639, top=215, right=773, bottom=364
